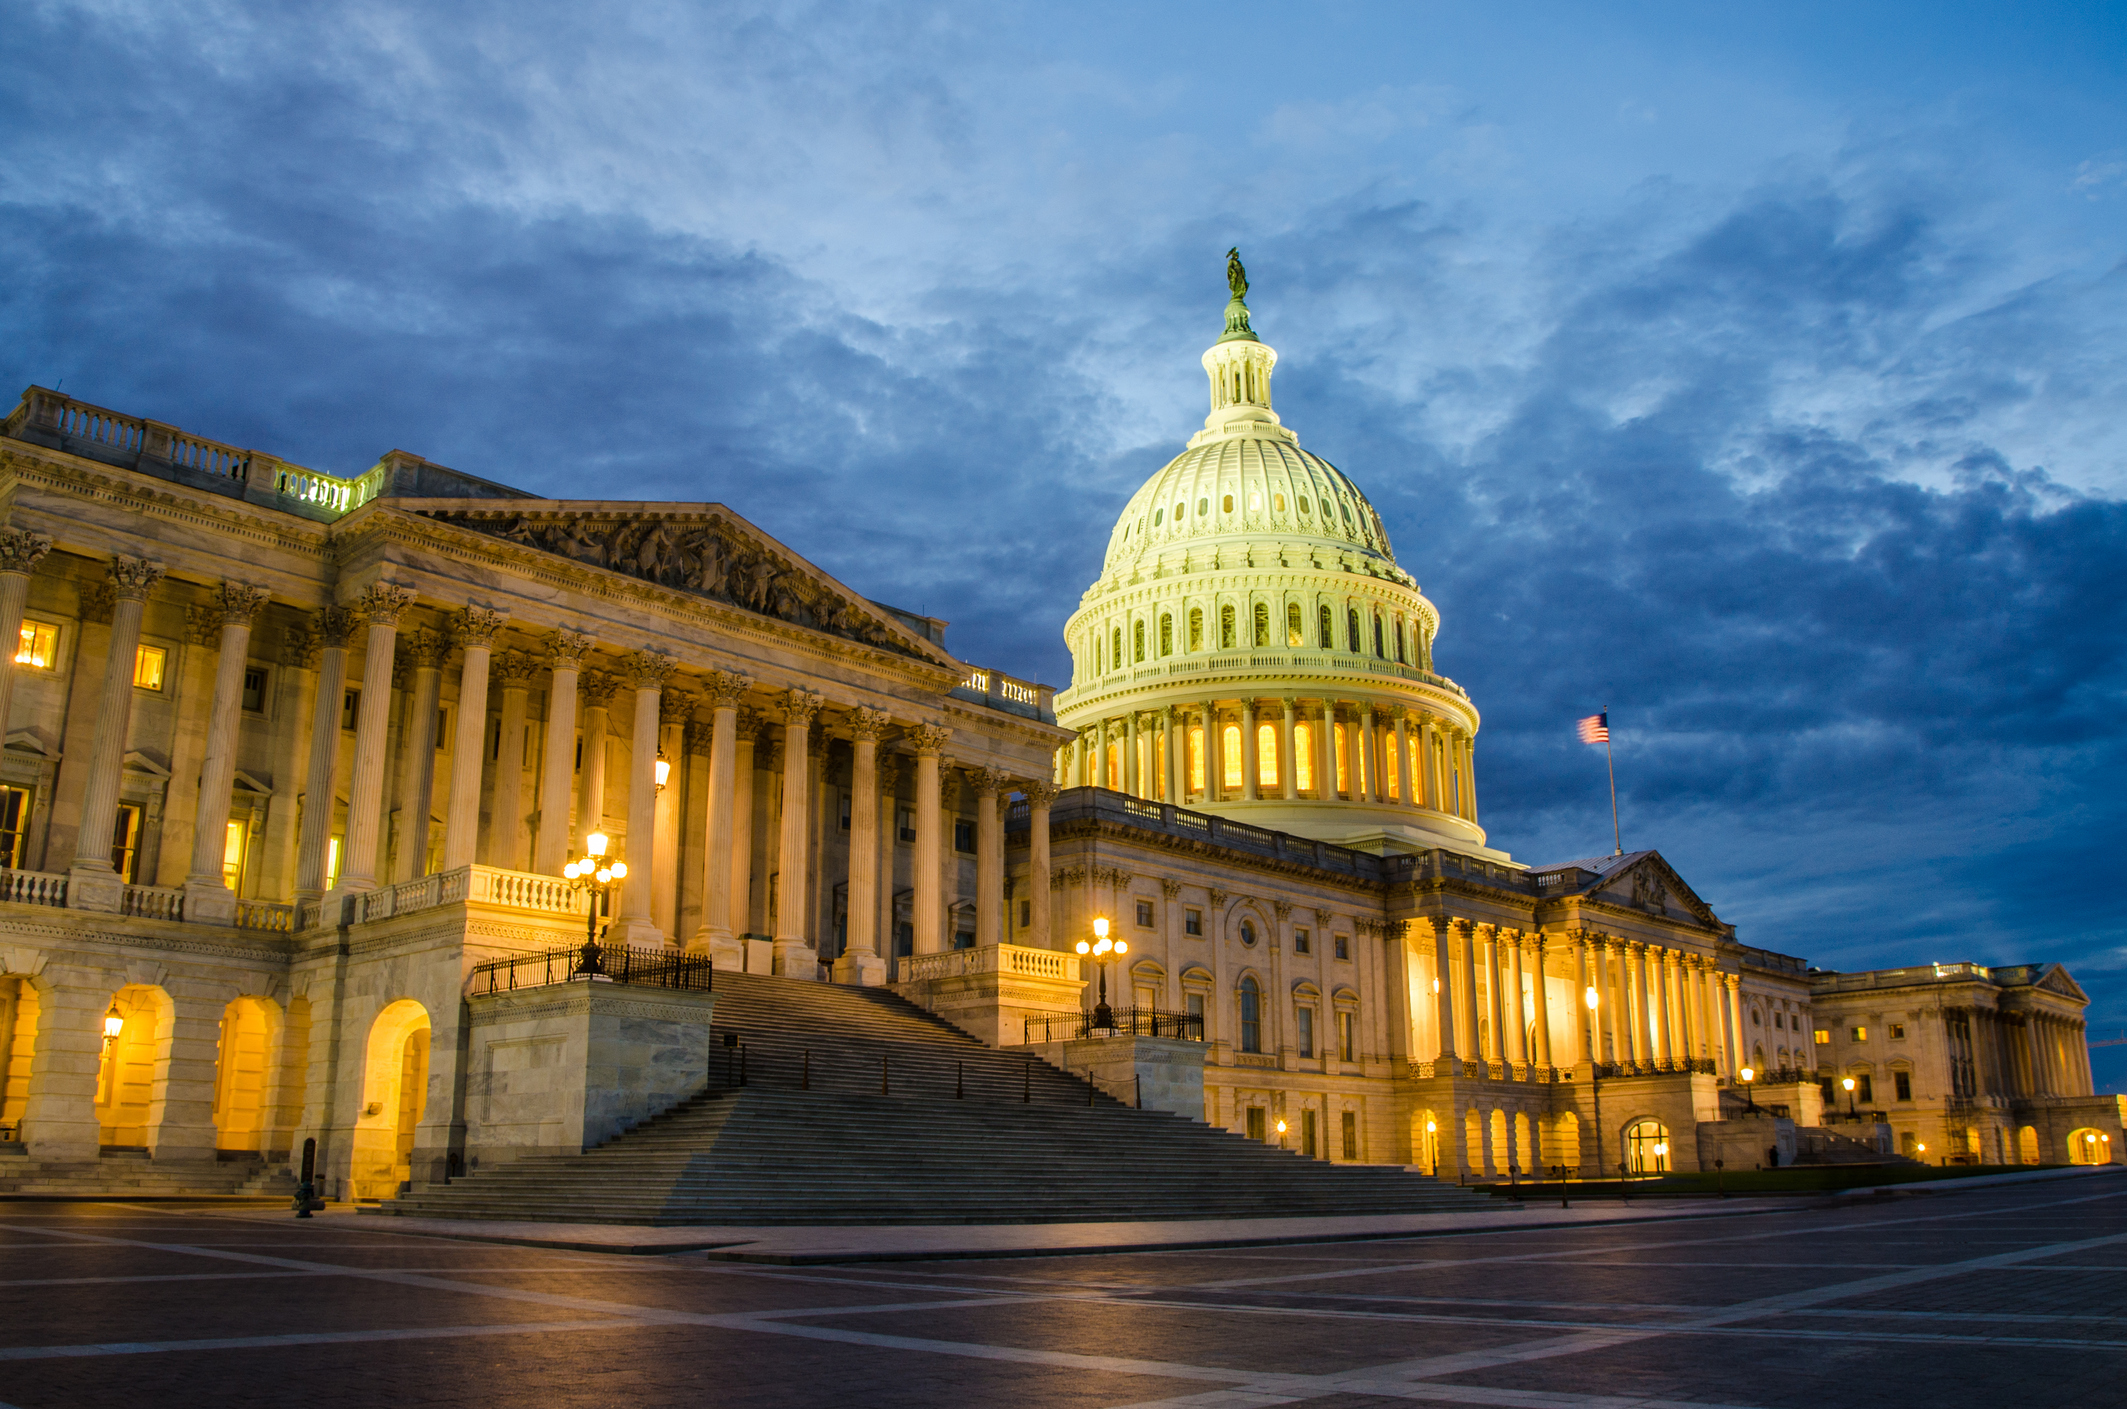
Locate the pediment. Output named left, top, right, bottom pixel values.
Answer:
left=413, top=502, right=953, bottom=666
left=1599, top=851, right=1722, bottom=929
left=121, top=749, right=170, bottom=779
left=233, top=771, right=272, bottom=795
left=2036, top=965, right=2088, bottom=1001
left=4, top=729, right=48, bottom=756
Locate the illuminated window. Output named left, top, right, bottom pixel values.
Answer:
left=1273, top=493, right=1285, bottom=513
left=1252, top=602, right=1268, bottom=647
left=1850, top=1025, right=1867, bottom=1042
left=1286, top=602, right=1302, bottom=647
left=1625, top=1118, right=1670, bottom=1174
left=1333, top=723, right=1349, bottom=794
left=15, top=620, right=57, bottom=669
left=1188, top=726, right=1204, bottom=791
left=1814, top=1027, right=1831, bottom=1044
left=132, top=644, right=166, bottom=690
left=1153, top=731, right=1167, bottom=799
left=1188, top=608, right=1203, bottom=651
left=111, top=804, right=141, bottom=883
left=1294, top=722, right=1314, bottom=792
left=1222, top=494, right=1234, bottom=514
left=1106, top=741, right=1120, bottom=791
left=0, top=785, right=29, bottom=868
left=325, top=836, right=343, bottom=891
left=221, top=820, right=247, bottom=891
left=1222, top=724, right=1241, bottom=788
left=1219, top=605, right=1235, bottom=649
left=1256, top=723, right=1277, bottom=787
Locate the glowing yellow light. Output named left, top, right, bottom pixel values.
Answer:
left=654, top=752, right=671, bottom=790
left=1276, top=1119, right=1287, bottom=1134
left=608, top=861, right=626, bottom=880
left=595, top=868, right=611, bottom=884
left=1425, top=1120, right=1436, bottom=1133
left=563, top=863, right=581, bottom=879
left=1115, top=940, right=1128, bottom=955
left=102, top=1004, right=123, bottom=1041
left=587, top=832, right=608, bottom=858
left=1093, top=916, right=1109, bottom=939
left=1076, top=940, right=1091, bottom=955
left=1584, top=986, right=1600, bottom=1010
left=1740, top=1067, right=1755, bottom=1082
left=1842, top=1077, right=1855, bottom=1092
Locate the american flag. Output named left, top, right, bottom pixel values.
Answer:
left=1576, top=712, right=1609, bottom=745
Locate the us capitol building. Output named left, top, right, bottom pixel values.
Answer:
left=0, top=258, right=2115, bottom=1203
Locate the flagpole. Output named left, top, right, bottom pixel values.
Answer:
left=1604, top=711, right=1622, bottom=856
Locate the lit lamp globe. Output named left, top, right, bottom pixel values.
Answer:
left=1075, top=916, right=1127, bottom=1032
left=1739, top=1065, right=1757, bottom=1113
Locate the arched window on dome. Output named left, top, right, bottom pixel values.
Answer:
left=1395, top=618, right=1406, bottom=664
left=1159, top=614, right=1173, bottom=656
left=1153, top=508, right=1163, bottom=526
left=1133, top=621, right=1145, bottom=663
left=1111, top=627, right=1123, bottom=672
left=1188, top=608, right=1203, bottom=652
left=1299, top=495, right=1312, bottom=515
left=1294, top=722, right=1314, bottom=793
left=1198, top=498, right=1209, bottom=517
left=1274, top=492, right=1286, bottom=513
left=1252, top=602, right=1269, bottom=648
left=1373, top=612, right=1385, bottom=658
left=1319, top=604, right=1333, bottom=649
left=1093, top=638, right=1102, bottom=675
left=1222, top=724, right=1242, bottom=792
left=1257, top=723, right=1277, bottom=788
left=1286, top=602, right=1302, bottom=647
left=1347, top=609, right=1361, bottom=654
left=1220, top=605, right=1236, bottom=650
left=1175, top=501, right=1185, bottom=521
left=1222, top=494, right=1234, bottom=514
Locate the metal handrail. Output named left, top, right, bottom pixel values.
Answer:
left=468, top=941, right=713, bottom=995
left=1024, top=1007, right=1205, bottom=1043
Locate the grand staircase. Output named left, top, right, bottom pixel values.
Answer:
left=382, top=971, right=1487, bottom=1226
left=0, top=1150, right=295, bottom=1198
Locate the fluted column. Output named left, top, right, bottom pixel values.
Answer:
left=1276, top=698, right=1297, bottom=799
left=1025, top=779, right=1057, bottom=951
left=1123, top=712, right=1140, bottom=798
left=1574, top=934, right=1594, bottom=1066
left=390, top=627, right=447, bottom=882
left=440, top=608, right=505, bottom=872
left=1507, top=932, right=1528, bottom=1064
left=1484, top=926, right=1507, bottom=1063
left=605, top=651, right=674, bottom=946
left=971, top=766, right=1007, bottom=948
left=832, top=706, right=889, bottom=984
left=577, top=671, right=619, bottom=853
left=485, top=651, right=537, bottom=869
left=0, top=528, right=52, bottom=742
left=767, top=689, right=821, bottom=974
left=1725, top=974, right=1744, bottom=1073
left=729, top=716, right=760, bottom=940
left=1200, top=700, right=1221, bottom=799
left=1240, top=699, right=1260, bottom=801
left=1432, top=920, right=1458, bottom=1060
left=1317, top=702, right=1337, bottom=799
left=67, top=557, right=167, bottom=907
left=1163, top=708, right=1181, bottom=803
left=1393, top=712, right=1412, bottom=806
left=652, top=689, right=692, bottom=937
left=293, top=609, right=352, bottom=900
left=908, top=724, right=948, bottom=954
left=1531, top=936, right=1554, bottom=1067
left=329, top=582, right=411, bottom=899
left=180, top=581, right=272, bottom=922
left=528, top=630, right=591, bottom=873
left=874, top=753, right=901, bottom=962
left=695, top=671, right=751, bottom=965
left=1457, top=919, right=1480, bottom=1059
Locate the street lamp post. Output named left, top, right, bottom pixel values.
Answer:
left=561, top=831, right=628, bottom=975
left=1740, top=1065, right=1757, bottom=1113
left=1585, top=985, right=1605, bottom=1182
left=1075, top=916, right=1128, bottom=1032
left=1842, top=1075, right=1857, bottom=1118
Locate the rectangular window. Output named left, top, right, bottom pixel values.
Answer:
left=1245, top=1107, right=1266, bottom=1143
left=1017, top=899, right=1029, bottom=928
left=953, top=819, right=975, bottom=854
left=1256, top=722, right=1277, bottom=788
left=1302, top=1108, right=1318, bottom=1159
left=221, top=820, right=246, bottom=892
left=1338, top=1011, right=1355, bottom=1063
left=325, top=836, right=343, bottom=891
left=111, top=803, right=142, bottom=883
left=953, top=930, right=974, bottom=951
left=1296, top=1007, right=1315, bottom=1059
left=898, top=807, right=917, bottom=843
left=895, top=922, right=914, bottom=957
left=1815, top=1027, right=1831, bottom=1044
left=1294, top=721, right=1313, bottom=792
left=1186, top=992, right=1204, bottom=1025
left=1894, top=1071, right=1912, bottom=1102
left=342, top=689, right=360, bottom=731
left=0, top=785, right=30, bottom=868
left=1184, top=908, right=1202, bottom=936
left=1221, top=724, right=1242, bottom=789
left=15, top=620, right=57, bottom=669
left=241, top=666, right=268, bottom=714
left=132, top=644, right=166, bottom=691
left=1333, top=722, right=1348, bottom=794
left=1188, top=726, right=1205, bottom=791
left=1773, top=1012, right=1784, bottom=1030
left=1293, top=927, right=1310, bottom=954
left=1341, top=1110, right=1359, bottom=1160
left=1850, top=1025, right=1868, bottom=1042
left=1890, top=1023, right=1906, bottom=1040
left=1136, top=899, right=1154, bottom=927
left=1856, top=1075, right=1874, bottom=1104
left=1334, top=934, right=1349, bottom=960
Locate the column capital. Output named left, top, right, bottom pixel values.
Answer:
left=660, top=689, right=698, bottom=725
left=208, top=580, right=269, bottom=627
left=106, top=555, right=166, bottom=602
left=580, top=670, right=622, bottom=707
left=907, top=722, right=951, bottom=755
left=279, top=623, right=320, bottom=669
left=454, top=605, right=508, bottom=650
left=968, top=765, right=1011, bottom=796
left=350, top=580, right=412, bottom=626
left=311, top=605, right=356, bottom=650
left=544, top=626, right=595, bottom=668
left=705, top=668, right=752, bottom=709
left=876, top=751, right=904, bottom=794
left=494, top=649, right=541, bottom=686
left=406, top=626, right=451, bottom=669
left=1161, top=877, right=1182, bottom=899
left=779, top=686, right=823, bottom=727
left=938, top=765, right=961, bottom=806
left=623, top=648, right=677, bottom=690
left=0, top=527, right=52, bottom=576
left=1023, top=779, right=1061, bottom=808
left=847, top=705, right=892, bottom=741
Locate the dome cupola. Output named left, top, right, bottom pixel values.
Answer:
left=1053, top=253, right=1499, bottom=860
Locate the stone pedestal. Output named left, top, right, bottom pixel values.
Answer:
left=461, top=981, right=717, bottom=1167
left=1698, top=1113, right=1797, bottom=1171
left=1027, top=1033, right=1205, bottom=1118
left=64, top=866, right=123, bottom=914
left=832, top=949, right=887, bottom=987
left=891, top=942, right=1084, bottom=1048
left=772, top=939, right=818, bottom=980
left=180, top=880, right=236, bottom=926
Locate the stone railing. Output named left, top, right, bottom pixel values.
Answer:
left=1406, top=1058, right=1559, bottom=1082
left=465, top=866, right=583, bottom=914
left=121, top=884, right=184, bottom=921
left=950, top=666, right=1056, bottom=723
left=1061, top=652, right=1469, bottom=706
left=1028, top=789, right=1389, bottom=880
left=323, top=864, right=585, bottom=926
left=358, top=867, right=473, bottom=923
left=234, top=899, right=296, bottom=932
left=899, top=942, right=1081, bottom=985
left=0, top=869, right=67, bottom=907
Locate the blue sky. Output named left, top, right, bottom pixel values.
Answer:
left=5, top=2, right=2126, bottom=1075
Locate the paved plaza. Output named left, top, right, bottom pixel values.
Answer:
left=1, top=1172, right=2124, bottom=1408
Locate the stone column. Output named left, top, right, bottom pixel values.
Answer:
left=531, top=628, right=593, bottom=875
left=328, top=582, right=410, bottom=898
left=1622, top=943, right=1647, bottom=1066
left=146, top=986, right=220, bottom=1160
left=695, top=671, right=751, bottom=966
left=1163, top=708, right=1181, bottom=804
left=652, top=689, right=692, bottom=938
left=607, top=650, right=674, bottom=946
left=1317, top=702, right=1337, bottom=799
left=293, top=609, right=353, bottom=901
left=1457, top=919, right=1481, bottom=1060
left=577, top=671, right=619, bottom=852
left=389, top=627, right=447, bottom=882
left=832, top=706, right=889, bottom=984
left=971, top=767, right=1008, bottom=947
left=440, top=607, right=505, bottom=872
left=1485, top=926, right=1507, bottom=1063
left=1394, top=713, right=1413, bottom=806
left=1531, top=936, right=1554, bottom=1067
left=180, top=581, right=272, bottom=922
left=0, top=528, right=52, bottom=740
left=1025, top=779, right=1057, bottom=952
left=767, top=687, right=822, bottom=975
left=18, top=972, right=103, bottom=1160
left=267, top=623, right=319, bottom=900
left=1123, top=712, right=1140, bottom=798
left=937, top=766, right=962, bottom=945
left=1464, top=733, right=1480, bottom=823
left=729, top=716, right=760, bottom=938
left=1432, top=919, right=1458, bottom=1061
left=1240, top=698, right=1260, bottom=801
left=874, top=753, right=901, bottom=962
left=908, top=724, right=949, bottom=954
left=1200, top=700, right=1221, bottom=800
left=68, top=556, right=167, bottom=910
left=1725, top=974, right=1745, bottom=1074
left=1508, top=932, right=1529, bottom=1064
left=485, top=651, right=538, bottom=869
left=1277, top=698, right=1297, bottom=799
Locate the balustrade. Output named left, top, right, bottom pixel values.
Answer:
left=234, top=900, right=295, bottom=933
left=0, top=869, right=67, bottom=907
left=120, top=885, right=184, bottom=920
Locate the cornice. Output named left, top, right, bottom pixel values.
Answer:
left=1049, top=815, right=1389, bottom=900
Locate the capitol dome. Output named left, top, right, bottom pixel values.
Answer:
left=1053, top=255, right=1495, bottom=857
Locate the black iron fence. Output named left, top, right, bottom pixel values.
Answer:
left=1023, top=1007, right=1205, bottom=1044
left=469, top=940, right=714, bottom=995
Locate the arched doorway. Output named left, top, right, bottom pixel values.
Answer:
left=1625, top=1118, right=1671, bottom=1175
left=0, top=975, right=39, bottom=1137
left=352, top=1000, right=430, bottom=1200
left=2069, top=1128, right=2112, bottom=1165
left=2018, top=1126, right=2040, bottom=1165
left=212, top=996, right=281, bottom=1153
left=1414, top=1109, right=1441, bottom=1175
left=97, top=985, right=171, bottom=1148
left=1544, top=1110, right=1581, bottom=1175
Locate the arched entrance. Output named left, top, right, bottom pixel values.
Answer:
left=0, top=975, right=39, bottom=1137
left=1544, top=1110, right=1581, bottom=1175
left=2069, top=1128, right=2112, bottom=1165
left=2018, top=1126, right=2040, bottom=1165
left=211, top=996, right=281, bottom=1153
left=1624, top=1118, right=1671, bottom=1175
left=1414, top=1109, right=1442, bottom=1175
left=352, top=1000, right=430, bottom=1200
left=97, top=985, right=171, bottom=1148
